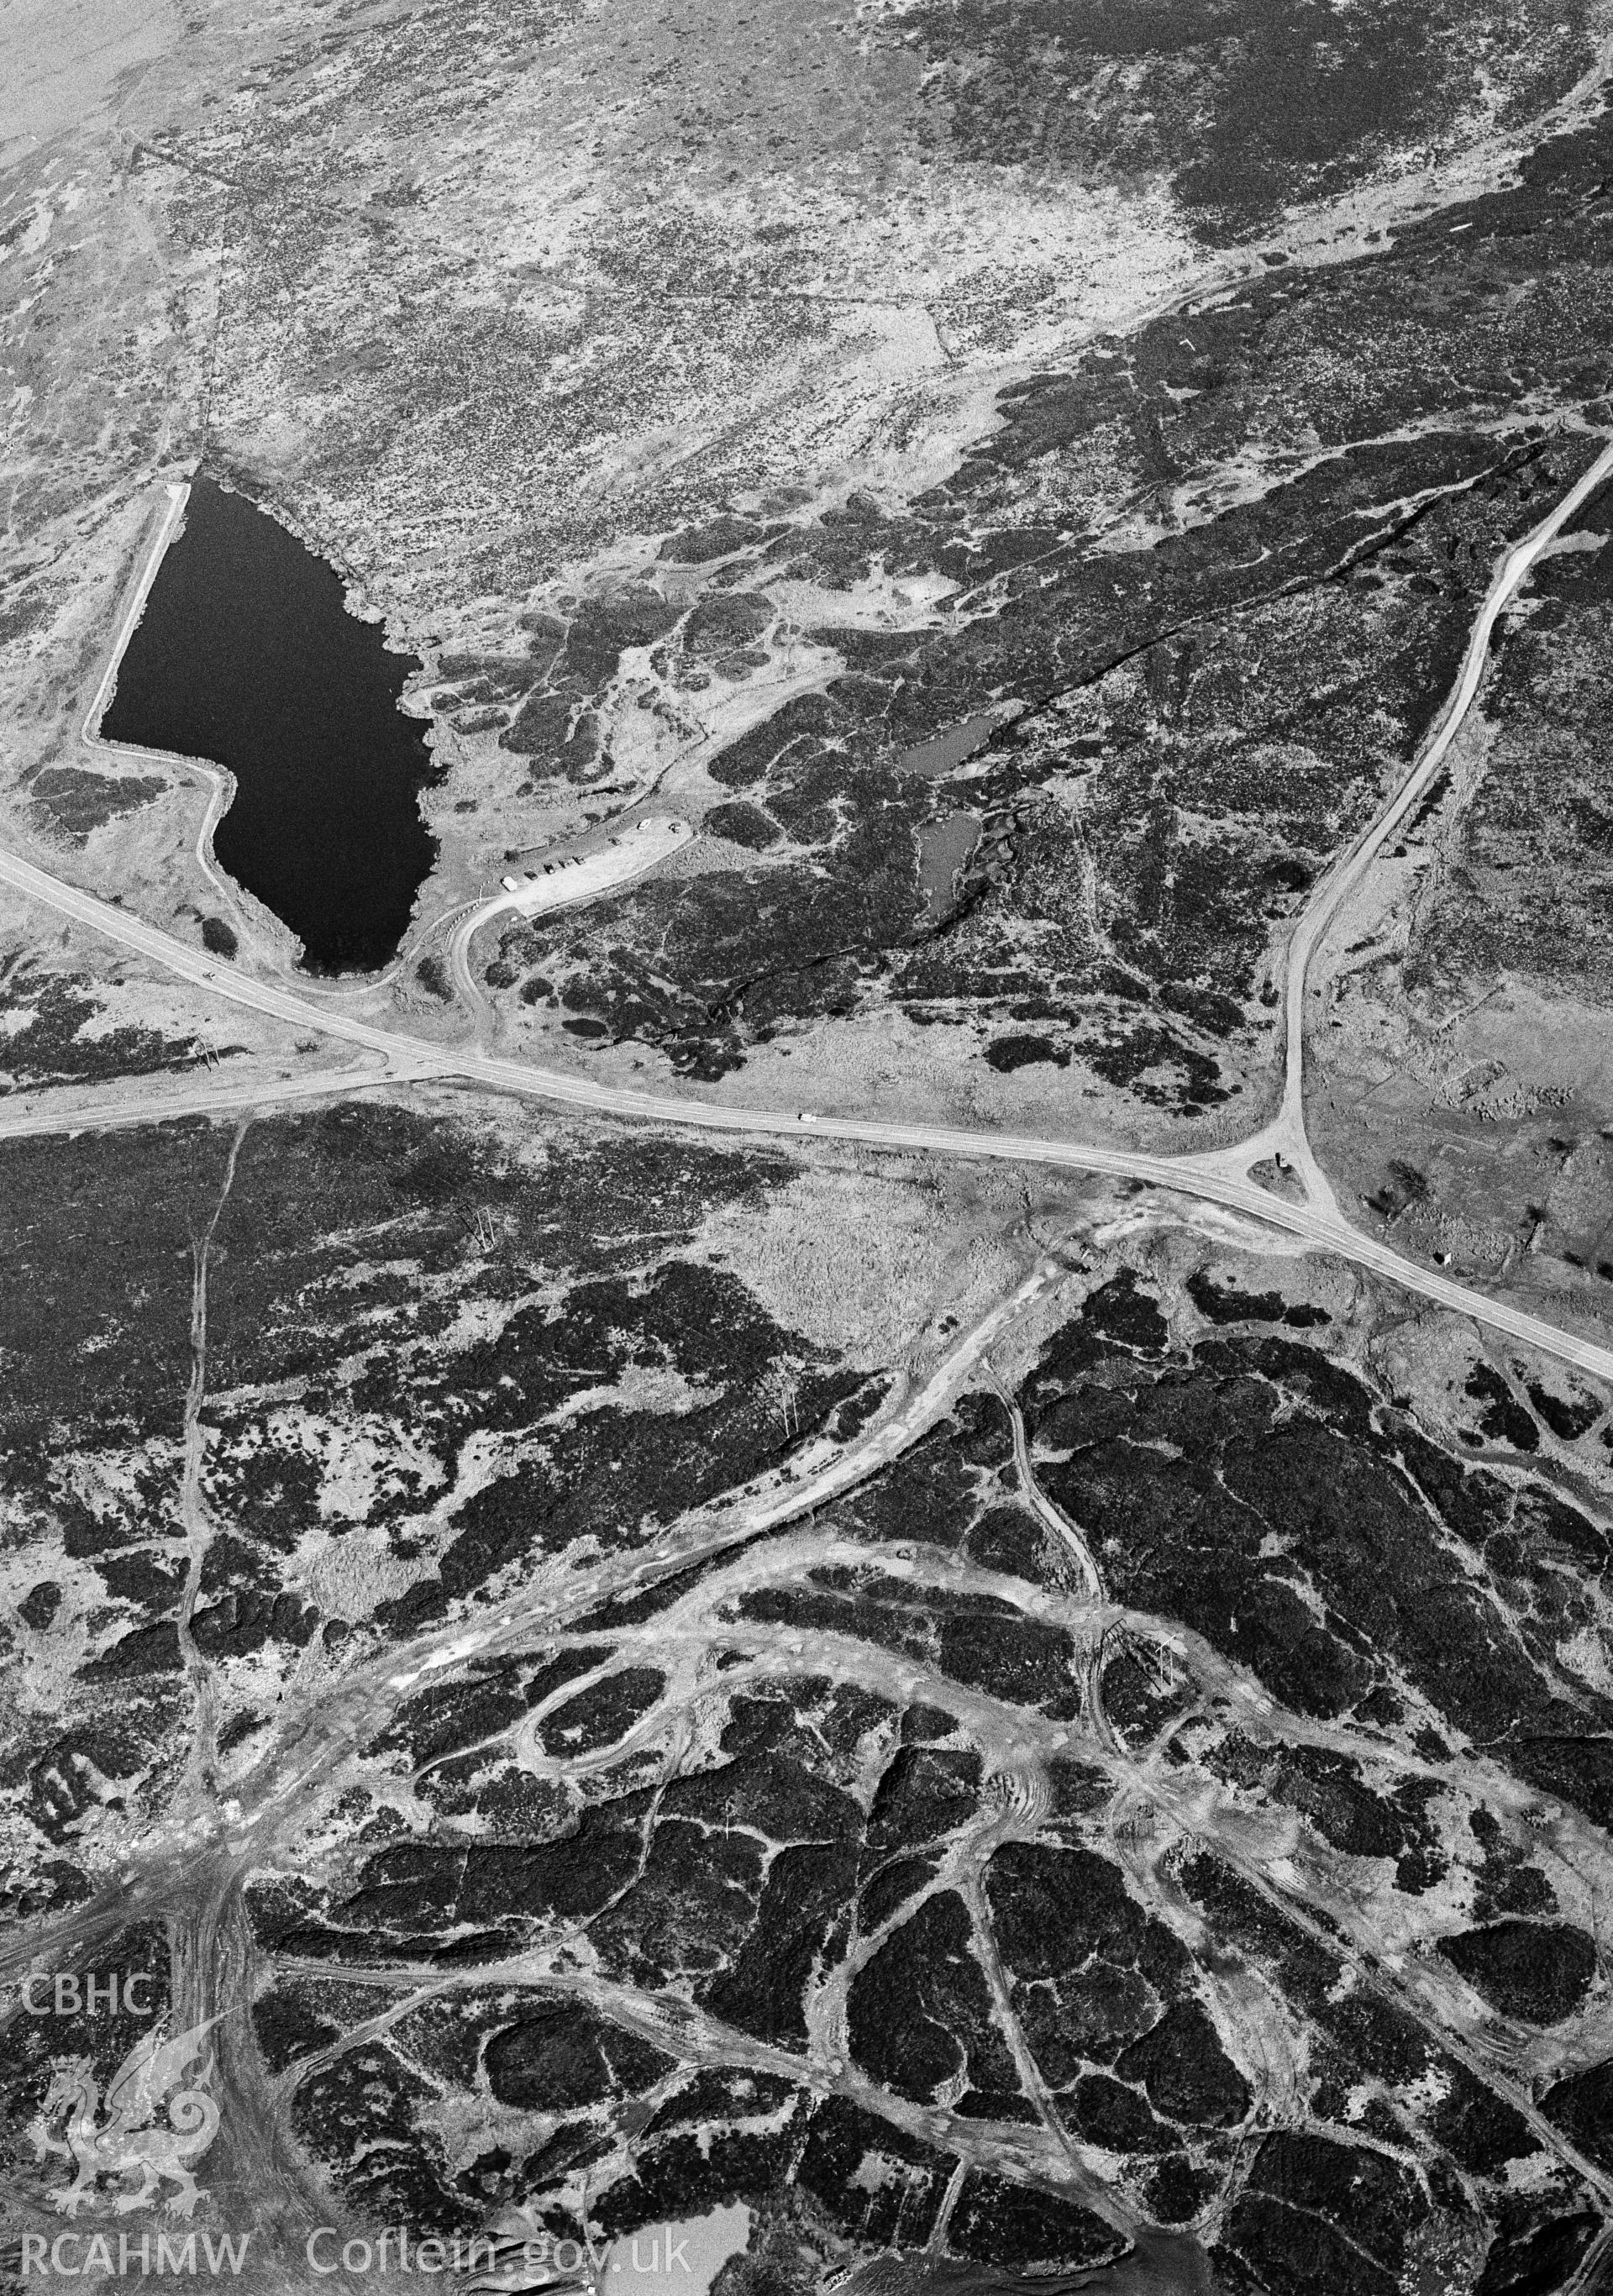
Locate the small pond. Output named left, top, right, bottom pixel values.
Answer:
left=896, top=711, right=998, bottom=778
left=917, top=809, right=982, bottom=917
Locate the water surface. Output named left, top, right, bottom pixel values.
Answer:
left=896, top=711, right=997, bottom=778
left=102, top=476, right=438, bottom=972
left=917, top=809, right=981, bottom=917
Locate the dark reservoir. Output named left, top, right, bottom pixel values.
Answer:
left=102, top=475, right=439, bottom=973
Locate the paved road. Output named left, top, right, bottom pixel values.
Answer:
left=8, top=433, right=1613, bottom=1382
left=0, top=1059, right=454, bottom=1142
left=1193, top=429, right=1613, bottom=1217
left=1281, top=433, right=1613, bottom=1127
left=447, top=822, right=691, bottom=1033
left=4, top=838, right=1613, bottom=1382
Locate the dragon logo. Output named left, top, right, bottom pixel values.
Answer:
left=30, top=2015, right=223, bottom=2219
